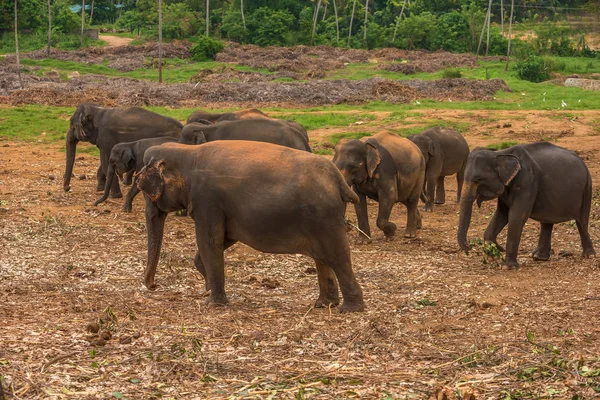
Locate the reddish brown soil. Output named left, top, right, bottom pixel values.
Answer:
left=1, top=109, right=599, bottom=398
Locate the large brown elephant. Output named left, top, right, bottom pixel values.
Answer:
left=137, top=141, right=364, bottom=312
left=64, top=103, right=182, bottom=197
left=457, top=142, right=595, bottom=268
left=333, top=131, right=426, bottom=241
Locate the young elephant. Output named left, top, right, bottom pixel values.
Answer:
left=333, top=131, right=426, bottom=241
left=407, top=126, right=470, bottom=211
left=137, top=141, right=365, bottom=312
left=458, top=142, right=595, bottom=268
left=180, top=119, right=311, bottom=152
left=94, top=136, right=179, bottom=212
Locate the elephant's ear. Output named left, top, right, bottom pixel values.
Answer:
left=496, top=154, right=521, bottom=186
left=427, top=137, right=436, bottom=157
left=365, top=140, right=381, bottom=179
left=122, top=146, right=135, bottom=166
left=195, top=132, right=207, bottom=145
left=137, top=157, right=166, bottom=202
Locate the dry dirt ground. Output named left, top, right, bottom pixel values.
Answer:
left=1, top=109, right=600, bottom=399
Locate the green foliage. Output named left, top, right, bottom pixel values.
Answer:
left=327, top=132, right=372, bottom=145
left=469, top=238, right=505, bottom=267
left=395, top=12, right=438, bottom=50
left=247, top=7, right=294, bottom=46
left=442, top=68, right=462, bottom=79
left=516, top=55, right=551, bottom=83
left=161, top=3, right=198, bottom=39
left=221, top=10, right=247, bottom=43
left=280, top=113, right=375, bottom=130
left=486, top=141, right=519, bottom=150
left=190, top=36, right=225, bottom=61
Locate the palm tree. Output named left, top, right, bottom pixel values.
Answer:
left=311, top=0, right=322, bottom=46
left=347, top=0, right=357, bottom=47
left=363, top=0, right=369, bottom=48
left=80, top=0, right=85, bottom=47
left=505, top=0, right=515, bottom=71
left=47, top=0, right=51, bottom=57
left=206, top=0, right=209, bottom=36
left=240, top=0, right=245, bottom=29
left=332, top=0, right=339, bottom=41
left=15, top=0, right=24, bottom=88
left=158, top=0, right=163, bottom=83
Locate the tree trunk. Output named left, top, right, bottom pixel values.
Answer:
left=347, top=0, right=357, bottom=47
left=485, top=3, right=491, bottom=56
left=476, top=0, right=492, bottom=59
left=363, top=0, right=369, bottom=48
left=47, top=0, right=51, bottom=57
left=500, top=0, right=504, bottom=36
left=332, top=0, right=339, bottom=41
left=392, top=0, right=407, bottom=43
left=505, top=0, right=515, bottom=71
left=205, top=0, right=209, bottom=36
left=240, top=0, right=245, bottom=29
left=14, top=0, right=24, bottom=89
left=80, top=0, right=85, bottom=47
left=158, top=0, right=163, bottom=83
left=322, top=3, right=327, bottom=21
left=310, top=0, right=322, bottom=46
left=90, top=0, right=94, bottom=24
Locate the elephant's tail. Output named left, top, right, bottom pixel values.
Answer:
left=580, top=169, right=593, bottom=226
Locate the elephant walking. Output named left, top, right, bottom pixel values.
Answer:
left=457, top=142, right=595, bottom=268
left=137, top=141, right=364, bottom=312
left=333, top=131, right=426, bottom=240
left=63, top=103, right=183, bottom=197
left=408, top=126, right=470, bottom=211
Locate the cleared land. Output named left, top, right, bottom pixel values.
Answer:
left=1, top=42, right=599, bottom=399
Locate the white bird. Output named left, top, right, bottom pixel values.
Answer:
left=561, top=100, right=567, bottom=108
left=578, top=99, right=581, bottom=103
left=543, top=98, right=546, bottom=102
left=415, top=100, right=421, bottom=105
left=543, top=92, right=546, bottom=96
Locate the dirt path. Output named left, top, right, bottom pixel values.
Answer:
left=99, top=35, right=134, bottom=47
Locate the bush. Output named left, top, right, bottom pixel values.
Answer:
left=190, top=36, right=225, bottom=61
left=442, top=68, right=462, bottom=78
left=516, top=55, right=550, bottom=82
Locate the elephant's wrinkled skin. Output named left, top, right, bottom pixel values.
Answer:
left=333, top=131, right=426, bottom=241
left=137, top=141, right=364, bottom=312
left=457, top=142, right=595, bottom=268
left=64, top=103, right=183, bottom=197
left=408, top=126, right=470, bottom=211
left=186, top=108, right=309, bottom=144
left=94, top=136, right=179, bottom=212
left=179, top=119, right=311, bottom=152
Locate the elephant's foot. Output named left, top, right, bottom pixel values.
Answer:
left=501, top=260, right=519, bottom=270
left=122, top=203, right=133, bottom=213
left=434, top=200, right=445, bottom=205
left=582, top=248, right=596, bottom=258
left=423, top=203, right=433, bottom=212
left=121, top=176, right=133, bottom=185
left=484, top=239, right=505, bottom=252
left=314, top=296, right=340, bottom=309
left=96, top=182, right=106, bottom=191
left=355, top=234, right=372, bottom=245
left=403, top=229, right=417, bottom=238
left=532, top=249, right=551, bottom=261
left=109, top=191, right=123, bottom=199
left=205, top=292, right=229, bottom=306
left=339, top=300, right=365, bottom=313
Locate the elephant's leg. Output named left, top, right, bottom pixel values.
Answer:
left=122, top=169, right=134, bottom=185
left=404, top=198, right=421, bottom=238
left=194, top=239, right=237, bottom=292
left=314, top=261, right=340, bottom=308
left=195, top=217, right=228, bottom=305
left=96, top=164, right=106, bottom=191
left=575, top=219, right=596, bottom=257
left=504, top=207, right=531, bottom=269
left=100, top=149, right=122, bottom=198
left=311, top=232, right=364, bottom=313
left=376, top=196, right=398, bottom=238
left=354, top=191, right=371, bottom=243
left=435, top=176, right=446, bottom=204
left=122, top=185, right=140, bottom=213
left=532, top=222, right=553, bottom=261
left=483, top=202, right=509, bottom=252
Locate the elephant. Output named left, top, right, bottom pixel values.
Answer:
left=94, top=136, right=179, bottom=212
left=457, top=141, right=595, bottom=269
left=64, top=103, right=183, bottom=197
left=407, top=126, right=470, bottom=211
left=186, top=108, right=309, bottom=144
left=186, top=108, right=270, bottom=124
left=179, top=119, right=311, bottom=152
left=136, top=141, right=364, bottom=312
left=333, top=131, right=426, bottom=241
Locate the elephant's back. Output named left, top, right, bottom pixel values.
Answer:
left=369, top=131, right=424, bottom=171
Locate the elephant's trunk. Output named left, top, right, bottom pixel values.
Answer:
left=144, top=199, right=167, bottom=290
left=94, top=163, right=116, bottom=206
left=457, top=182, right=477, bottom=251
left=63, top=128, right=78, bottom=192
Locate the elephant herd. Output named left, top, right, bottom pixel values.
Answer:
left=63, top=104, right=596, bottom=313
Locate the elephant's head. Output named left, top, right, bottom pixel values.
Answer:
left=111, top=145, right=135, bottom=175
left=136, top=157, right=166, bottom=202
left=179, top=123, right=209, bottom=145
left=408, top=134, right=434, bottom=164
left=69, top=103, right=98, bottom=143
left=333, top=138, right=381, bottom=187
left=457, top=149, right=521, bottom=250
